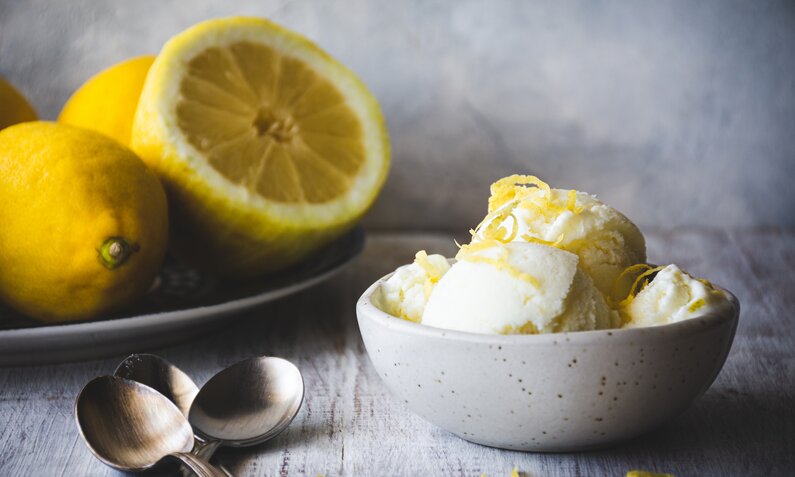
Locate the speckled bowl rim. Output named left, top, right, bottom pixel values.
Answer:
left=357, top=266, right=740, bottom=346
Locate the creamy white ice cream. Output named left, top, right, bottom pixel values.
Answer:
left=620, top=264, right=732, bottom=328
left=378, top=251, right=450, bottom=323
left=421, top=240, right=616, bottom=334
left=375, top=176, right=731, bottom=335
left=472, top=175, right=645, bottom=298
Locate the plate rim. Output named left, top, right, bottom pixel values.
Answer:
left=0, top=227, right=365, bottom=341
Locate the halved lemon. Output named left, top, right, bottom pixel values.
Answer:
left=131, top=17, right=389, bottom=277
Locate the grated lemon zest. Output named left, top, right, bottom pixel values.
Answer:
left=617, top=265, right=665, bottom=308
left=472, top=204, right=519, bottom=243
left=473, top=211, right=519, bottom=244
left=414, top=250, right=444, bottom=282
left=413, top=250, right=449, bottom=301
left=457, top=239, right=504, bottom=256
left=488, top=175, right=551, bottom=212
left=566, top=189, right=577, bottom=211
left=564, top=189, right=584, bottom=214
left=478, top=175, right=586, bottom=248
left=520, top=233, right=565, bottom=247
left=499, top=322, right=540, bottom=335
left=697, top=277, right=716, bottom=290
left=615, top=263, right=655, bottom=282
left=502, top=213, right=519, bottom=242
left=608, top=263, right=654, bottom=306
left=687, top=298, right=706, bottom=313
left=457, top=240, right=540, bottom=288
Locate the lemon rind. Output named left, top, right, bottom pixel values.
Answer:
left=132, top=16, right=390, bottom=231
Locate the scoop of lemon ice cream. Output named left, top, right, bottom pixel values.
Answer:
left=620, top=264, right=732, bottom=328
left=421, top=240, right=617, bottom=334
left=472, top=175, right=645, bottom=298
left=379, top=251, right=451, bottom=323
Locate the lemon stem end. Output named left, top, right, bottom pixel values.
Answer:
left=98, top=237, right=136, bottom=269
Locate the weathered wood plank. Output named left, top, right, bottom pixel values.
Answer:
left=0, top=229, right=793, bottom=476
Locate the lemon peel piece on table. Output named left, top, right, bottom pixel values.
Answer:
left=626, top=471, right=675, bottom=477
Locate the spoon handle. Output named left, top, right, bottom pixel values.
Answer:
left=193, top=437, right=222, bottom=460
left=172, top=451, right=229, bottom=477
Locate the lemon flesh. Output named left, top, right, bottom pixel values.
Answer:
left=132, top=17, right=389, bottom=277
left=177, top=41, right=366, bottom=204
left=59, top=55, right=155, bottom=146
left=0, top=76, right=37, bottom=130
left=0, top=122, right=168, bottom=322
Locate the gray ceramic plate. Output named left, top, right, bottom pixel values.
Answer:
left=0, top=227, right=365, bottom=366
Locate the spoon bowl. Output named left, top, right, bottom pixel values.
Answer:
left=115, top=354, right=199, bottom=417
left=189, top=356, right=304, bottom=446
left=75, top=376, right=195, bottom=472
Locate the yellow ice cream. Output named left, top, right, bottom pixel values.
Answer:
left=421, top=241, right=616, bottom=334
left=379, top=251, right=451, bottom=323
left=620, top=264, right=732, bottom=328
left=472, top=175, right=645, bottom=298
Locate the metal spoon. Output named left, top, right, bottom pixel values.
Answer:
left=115, top=354, right=304, bottom=459
left=114, top=356, right=231, bottom=477
left=188, top=356, right=304, bottom=457
left=75, top=376, right=226, bottom=477
left=115, top=354, right=199, bottom=418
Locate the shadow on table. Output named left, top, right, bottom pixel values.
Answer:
left=564, top=385, right=795, bottom=474
left=211, top=419, right=332, bottom=475
left=202, top=365, right=795, bottom=475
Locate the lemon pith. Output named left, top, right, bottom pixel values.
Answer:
left=0, top=122, right=168, bottom=322
left=132, top=17, right=390, bottom=276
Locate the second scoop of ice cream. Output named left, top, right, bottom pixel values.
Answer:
left=379, top=251, right=451, bottom=323
left=422, top=240, right=617, bottom=334
left=472, top=175, right=646, bottom=299
left=620, top=264, right=732, bottom=328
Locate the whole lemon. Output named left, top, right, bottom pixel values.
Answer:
left=0, top=76, right=37, bottom=130
left=0, top=122, right=168, bottom=322
left=58, top=55, right=154, bottom=146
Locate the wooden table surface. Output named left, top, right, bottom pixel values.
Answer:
left=1, top=229, right=793, bottom=476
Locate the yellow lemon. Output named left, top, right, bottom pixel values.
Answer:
left=131, top=17, right=389, bottom=277
left=0, top=122, right=168, bottom=322
left=0, top=76, right=37, bottom=130
left=59, top=55, right=155, bottom=145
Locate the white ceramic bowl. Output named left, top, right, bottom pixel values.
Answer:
left=356, top=270, right=739, bottom=452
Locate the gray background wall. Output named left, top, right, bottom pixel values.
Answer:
left=1, top=0, right=793, bottom=231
